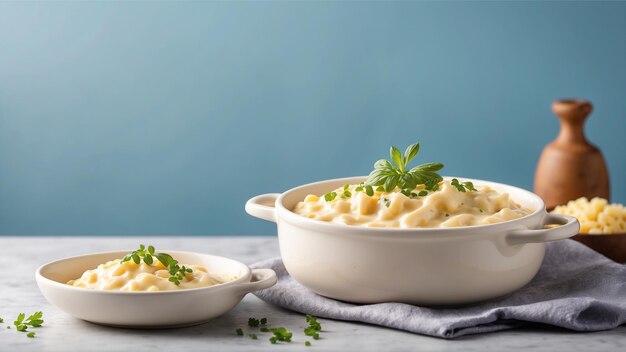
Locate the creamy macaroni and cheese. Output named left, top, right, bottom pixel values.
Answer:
left=67, top=258, right=232, bottom=292
left=293, top=180, right=532, bottom=228
left=552, top=197, right=626, bottom=234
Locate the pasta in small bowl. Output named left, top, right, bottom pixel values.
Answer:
left=36, top=249, right=276, bottom=328
left=552, top=197, right=626, bottom=263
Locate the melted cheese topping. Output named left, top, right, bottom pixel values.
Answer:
left=293, top=180, right=532, bottom=228
left=67, top=258, right=234, bottom=292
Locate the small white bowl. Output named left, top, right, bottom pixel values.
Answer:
left=36, top=250, right=277, bottom=328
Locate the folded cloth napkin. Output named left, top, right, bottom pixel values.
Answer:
left=251, top=240, right=626, bottom=338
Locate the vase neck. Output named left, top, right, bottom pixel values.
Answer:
left=552, top=99, right=592, bottom=146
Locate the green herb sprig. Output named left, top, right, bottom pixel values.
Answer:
left=121, top=244, right=193, bottom=286
left=450, top=178, right=477, bottom=192
left=13, top=312, right=43, bottom=335
left=367, top=142, right=444, bottom=193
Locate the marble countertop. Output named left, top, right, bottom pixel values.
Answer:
left=1, top=236, right=624, bottom=351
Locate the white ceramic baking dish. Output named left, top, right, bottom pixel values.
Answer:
left=36, top=251, right=276, bottom=328
left=246, top=176, right=579, bottom=305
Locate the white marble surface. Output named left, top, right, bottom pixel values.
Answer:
left=0, top=236, right=624, bottom=352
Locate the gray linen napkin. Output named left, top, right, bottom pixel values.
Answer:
left=251, top=239, right=626, bottom=338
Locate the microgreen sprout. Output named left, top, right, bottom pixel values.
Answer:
left=355, top=183, right=375, bottom=197
left=338, top=184, right=352, bottom=199
left=450, top=178, right=477, bottom=192
left=121, top=244, right=192, bottom=286
left=324, top=192, right=337, bottom=201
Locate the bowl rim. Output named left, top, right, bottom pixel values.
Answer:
left=275, top=176, right=547, bottom=236
left=35, top=250, right=251, bottom=295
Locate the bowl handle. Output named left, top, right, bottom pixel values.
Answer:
left=235, top=268, right=277, bottom=294
left=506, top=214, right=580, bottom=245
left=245, top=194, right=280, bottom=223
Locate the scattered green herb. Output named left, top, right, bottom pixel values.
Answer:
left=340, top=185, right=352, bottom=199
left=248, top=317, right=260, bottom=327
left=12, top=312, right=43, bottom=336
left=236, top=328, right=244, bottom=336
left=0, top=317, right=3, bottom=323
left=305, top=341, right=312, bottom=346
left=270, top=337, right=277, bottom=344
left=324, top=192, right=337, bottom=201
left=355, top=183, right=375, bottom=197
left=366, top=142, right=444, bottom=193
left=304, top=315, right=322, bottom=340
left=27, top=332, right=35, bottom=338
left=260, top=317, right=268, bottom=325
left=270, top=327, right=293, bottom=343
left=249, top=334, right=258, bottom=340
left=260, top=327, right=270, bottom=332
left=450, top=178, right=477, bottom=193
left=121, top=244, right=192, bottom=286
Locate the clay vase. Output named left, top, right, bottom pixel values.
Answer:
left=534, top=99, right=610, bottom=210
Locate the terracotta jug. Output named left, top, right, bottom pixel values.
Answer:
left=534, top=99, right=610, bottom=210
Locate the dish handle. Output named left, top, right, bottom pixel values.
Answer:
left=235, top=268, right=277, bottom=295
left=506, top=213, right=580, bottom=245
left=245, top=193, right=280, bottom=223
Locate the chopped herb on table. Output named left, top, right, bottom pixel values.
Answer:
left=238, top=315, right=323, bottom=345
left=248, top=317, right=260, bottom=327
left=270, top=327, right=293, bottom=343
left=305, top=315, right=322, bottom=340
left=11, top=312, right=44, bottom=338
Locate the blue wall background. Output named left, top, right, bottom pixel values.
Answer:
left=0, top=1, right=624, bottom=236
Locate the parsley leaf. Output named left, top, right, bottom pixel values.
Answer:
left=367, top=142, right=443, bottom=193
left=451, top=178, right=477, bottom=192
